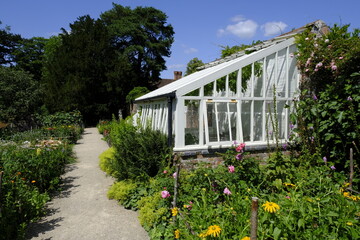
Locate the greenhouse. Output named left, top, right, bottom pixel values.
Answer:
left=134, top=20, right=327, bottom=153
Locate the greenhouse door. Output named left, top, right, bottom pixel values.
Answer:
left=203, top=100, right=241, bottom=145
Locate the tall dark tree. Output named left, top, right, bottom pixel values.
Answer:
left=43, top=15, right=112, bottom=125
left=43, top=4, right=174, bottom=124
left=100, top=4, right=174, bottom=90
left=0, top=21, right=22, bottom=66
left=13, top=37, right=48, bottom=81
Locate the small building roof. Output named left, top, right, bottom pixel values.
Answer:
left=135, top=20, right=327, bottom=103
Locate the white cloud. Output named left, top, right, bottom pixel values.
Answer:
left=218, top=19, right=258, bottom=39
left=231, top=15, right=246, bottom=22
left=261, top=21, right=288, bottom=36
left=184, top=47, right=198, bottom=54
left=181, top=44, right=199, bottom=54
left=168, top=64, right=185, bottom=69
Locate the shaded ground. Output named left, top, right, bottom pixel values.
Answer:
left=26, top=128, right=149, bottom=240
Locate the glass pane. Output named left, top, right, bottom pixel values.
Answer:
left=266, top=53, right=276, bottom=97
left=265, top=101, right=275, bottom=141
left=216, top=77, right=226, bottom=97
left=241, top=100, right=251, bottom=141
left=277, top=48, right=287, bottom=97
left=228, top=70, right=238, bottom=97
left=253, top=101, right=263, bottom=141
left=204, top=81, right=214, bottom=96
left=241, top=64, right=252, bottom=96
left=184, top=100, right=200, bottom=145
left=206, top=102, right=217, bottom=142
left=254, top=60, right=264, bottom=97
left=288, top=45, right=298, bottom=97
left=184, top=88, right=200, bottom=97
left=217, top=103, right=230, bottom=141
left=277, top=101, right=286, bottom=139
left=229, top=102, right=237, bottom=141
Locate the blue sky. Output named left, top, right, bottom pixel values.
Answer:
left=1, top=0, right=359, bottom=79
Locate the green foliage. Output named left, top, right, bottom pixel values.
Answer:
left=99, top=147, right=116, bottom=176
left=0, top=127, right=78, bottom=240
left=38, top=110, right=83, bottom=127
left=0, top=22, right=22, bottom=66
left=108, top=117, right=171, bottom=181
left=185, top=57, right=204, bottom=76
left=126, top=87, right=150, bottom=104
left=294, top=24, right=360, bottom=175
left=0, top=66, right=41, bottom=129
left=107, top=180, right=138, bottom=204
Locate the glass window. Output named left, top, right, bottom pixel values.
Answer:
left=266, top=53, right=276, bottom=97
left=204, top=81, right=214, bottom=96
left=217, top=102, right=230, bottom=141
left=241, top=64, right=252, bottom=96
left=206, top=102, right=217, bottom=142
left=277, top=48, right=287, bottom=97
left=254, top=101, right=263, bottom=141
left=228, top=70, right=238, bottom=97
left=215, top=77, right=226, bottom=97
left=184, top=100, right=200, bottom=145
left=184, top=88, right=200, bottom=97
left=254, top=60, right=264, bottom=97
left=229, top=102, right=237, bottom=141
left=241, top=100, right=251, bottom=141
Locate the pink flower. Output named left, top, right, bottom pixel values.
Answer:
left=305, top=68, right=309, bottom=72
left=173, top=172, right=177, bottom=179
left=325, top=39, right=329, bottom=43
left=236, top=143, right=246, bottom=152
left=323, top=156, right=327, bottom=163
left=223, top=187, right=232, bottom=195
left=163, top=170, right=168, bottom=174
left=305, top=37, right=309, bottom=40
left=315, top=62, right=323, bottom=68
left=286, top=196, right=291, bottom=199
left=161, top=190, right=171, bottom=198
left=339, top=56, right=344, bottom=60
left=228, top=165, right=235, bottom=173
left=236, top=154, right=242, bottom=160
left=331, top=65, right=337, bottom=71
left=330, top=166, right=336, bottom=170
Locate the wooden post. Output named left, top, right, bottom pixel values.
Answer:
left=349, top=148, right=354, bottom=190
left=250, top=197, right=259, bottom=240
left=0, top=171, right=3, bottom=216
left=172, top=155, right=180, bottom=222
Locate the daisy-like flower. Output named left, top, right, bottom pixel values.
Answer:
left=223, top=187, right=232, bottom=195
left=171, top=207, right=179, bottom=216
left=206, top=225, right=221, bottom=237
left=262, top=201, right=280, bottom=213
left=174, top=229, right=180, bottom=239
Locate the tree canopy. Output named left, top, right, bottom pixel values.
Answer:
left=42, top=4, right=174, bottom=125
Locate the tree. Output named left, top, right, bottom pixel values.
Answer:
left=43, top=15, right=113, bottom=125
left=185, top=57, right=204, bottom=76
left=0, top=21, right=22, bottom=66
left=0, top=66, right=41, bottom=128
left=13, top=37, right=48, bottom=81
left=43, top=4, right=174, bottom=125
left=100, top=4, right=174, bottom=89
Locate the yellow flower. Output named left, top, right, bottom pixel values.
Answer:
left=36, top=148, right=41, bottom=156
left=284, top=182, right=296, bottom=187
left=241, top=237, right=250, bottom=240
left=343, top=192, right=350, bottom=197
left=347, top=222, right=353, bottom=226
left=171, top=207, right=179, bottom=216
left=31, top=180, right=36, bottom=183
left=262, top=201, right=280, bottom=213
left=174, top=229, right=180, bottom=239
left=198, top=232, right=208, bottom=238
left=206, top=225, right=221, bottom=237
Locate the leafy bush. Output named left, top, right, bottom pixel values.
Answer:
left=294, top=24, right=360, bottom=176
left=107, top=180, right=138, bottom=204
left=0, top=123, right=81, bottom=239
left=99, top=147, right=116, bottom=176
left=108, top=117, right=171, bottom=181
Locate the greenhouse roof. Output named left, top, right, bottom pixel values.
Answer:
left=135, top=20, right=327, bottom=103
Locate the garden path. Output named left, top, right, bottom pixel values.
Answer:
left=26, top=127, right=149, bottom=240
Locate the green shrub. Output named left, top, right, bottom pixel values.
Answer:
left=99, top=147, right=116, bottom=176
left=107, top=180, right=138, bottom=204
left=109, top=117, right=170, bottom=181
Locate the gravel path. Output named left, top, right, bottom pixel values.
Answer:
left=26, top=128, right=149, bottom=240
